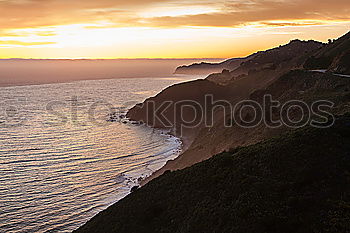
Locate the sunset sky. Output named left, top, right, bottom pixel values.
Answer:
left=0, top=0, right=349, bottom=59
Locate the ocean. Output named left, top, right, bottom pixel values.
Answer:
left=0, top=75, right=201, bottom=232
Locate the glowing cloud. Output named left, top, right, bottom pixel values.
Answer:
left=0, top=0, right=349, bottom=58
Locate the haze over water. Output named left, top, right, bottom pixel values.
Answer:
left=0, top=75, right=201, bottom=233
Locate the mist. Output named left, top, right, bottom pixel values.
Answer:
left=0, top=58, right=223, bottom=87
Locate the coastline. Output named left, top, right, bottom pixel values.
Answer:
left=73, top=116, right=350, bottom=233
left=139, top=132, right=193, bottom=186
left=110, top=117, right=188, bottom=188
left=71, top=123, right=185, bottom=232
left=70, top=31, right=350, bottom=233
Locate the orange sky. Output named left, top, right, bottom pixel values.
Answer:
left=0, top=0, right=349, bottom=59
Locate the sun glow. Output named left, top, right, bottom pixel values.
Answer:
left=0, top=0, right=349, bottom=59
left=0, top=20, right=349, bottom=59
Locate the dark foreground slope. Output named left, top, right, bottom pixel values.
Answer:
left=75, top=116, right=350, bottom=233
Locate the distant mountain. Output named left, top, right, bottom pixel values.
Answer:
left=174, top=57, right=249, bottom=75
left=304, top=31, right=350, bottom=74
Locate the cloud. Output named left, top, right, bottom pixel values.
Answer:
left=260, top=21, right=327, bottom=27
left=0, top=0, right=349, bottom=31
left=140, top=0, right=350, bottom=27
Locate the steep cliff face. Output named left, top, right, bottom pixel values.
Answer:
left=147, top=70, right=350, bottom=181
left=126, top=79, right=234, bottom=141
left=304, top=31, right=350, bottom=74
left=75, top=116, right=350, bottom=233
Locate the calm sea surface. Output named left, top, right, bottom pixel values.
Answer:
left=0, top=75, right=200, bottom=233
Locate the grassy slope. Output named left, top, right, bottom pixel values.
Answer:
left=75, top=116, right=350, bottom=233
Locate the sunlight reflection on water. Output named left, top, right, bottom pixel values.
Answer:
left=0, top=75, right=200, bottom=233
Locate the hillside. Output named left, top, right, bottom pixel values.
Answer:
left=126, top=32, right=350, bottom=182
left=304, top=31, right=350, bottom=74
left=174, top=39, right=322, bottom=82
left=174, top=57, right=249, bottom=75
left=127, top=79, right=234, bottom=141
left=76, top=30, right=350, bottom=233
left=141, top=69, right=350, bottom=182
left=129, top=40, right=324, bottom=129
left=75, top=115, right=350, bottom=233
left=206, top=39, right=323, bottom=85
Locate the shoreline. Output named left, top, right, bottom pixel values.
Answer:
left=72, top=124, right=186, bottom=232
left=139, top=131, right=194, bottom=186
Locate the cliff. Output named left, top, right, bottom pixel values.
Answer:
left=127, top=32, right=350, bottom=182
left=143, top=69, right=350, bottom=181
left=127, top=79, right=234, bottom=141
left=75, top=115, right=350, bottom=233
left=76, top=31, right=350, bottom=233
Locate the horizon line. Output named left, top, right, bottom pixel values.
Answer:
left=0, top=57, right=228, bottom=60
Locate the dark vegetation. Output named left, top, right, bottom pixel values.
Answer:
left=75, top=115, right=350, bottom=233
left=304, top=31, right=350, bottom=74
left=304, top=56, right=333, bottom=70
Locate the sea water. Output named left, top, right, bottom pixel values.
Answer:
left=0, top=75, right=201, bottom=232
